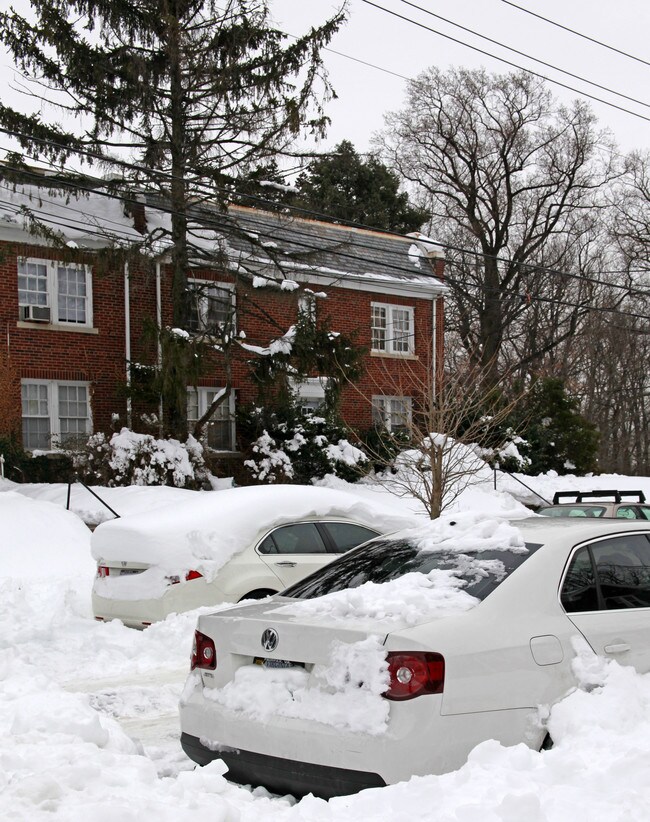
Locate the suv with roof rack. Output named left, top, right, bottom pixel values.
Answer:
left=538, top=490, right=650, bottom=520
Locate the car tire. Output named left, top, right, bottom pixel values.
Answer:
left=239, top=589, right=277, bottom=602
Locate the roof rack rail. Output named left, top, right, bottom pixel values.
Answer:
left=552, top=490, right=646, bottom=504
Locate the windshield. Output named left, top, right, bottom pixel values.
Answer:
left=282, top=537, right=542, bottom=601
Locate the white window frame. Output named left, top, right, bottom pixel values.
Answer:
left=187, top=386, right=236, bottom=451
left=371, top=302, right=415, bottom=355
left=18, top=257, right=93, bottom=327
left=21, top=379, right=92, bottom=451
left=187, top=279, right=235, bottom=335
left=372, top=395, right=412, bottom=434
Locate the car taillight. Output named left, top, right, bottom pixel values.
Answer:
left=191, top=630, right=216, bottom=671
left=185, top=570, right=203, bottom=581
left=97, top=566, right=110, bottom=578
left=384, top=652, right=445, bottom=701
left=168, top=570, right=204, bottom=585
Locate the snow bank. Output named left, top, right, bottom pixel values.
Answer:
left=6, top=476, right=650, bottom=819
left=91, top=484, right=418, bottom=579
left=0, top=478, right=200, bottom=527
left=0, top=491, right=94, bottom=580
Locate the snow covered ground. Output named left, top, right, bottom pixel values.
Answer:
left=3, top=471, right=650, bottom=820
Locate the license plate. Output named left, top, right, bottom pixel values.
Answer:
left=254, top=657, right=302, bottom=669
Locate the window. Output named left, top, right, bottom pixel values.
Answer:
left=258, top=523, right=328, bottom=555
left=560, top=535, right=650, bottom=612
left=187, top=387, right=236, bottom=451
left=283, top=539, right=542, bottom=600
left=21, top=380, right=91, bottom=450
left=371, top=302, right=414, bottom=355
left=18, top=258, right=92, bottom=326
left=188, top=280, right=234, bottom=334
left=592, top=536, right=650, bottom=609
left=291, top=377, right=327, bottom=417
left=372, top=395, right=412, bottom=434
left=321, top=522, right=379, bottom=553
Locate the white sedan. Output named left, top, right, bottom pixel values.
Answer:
left=179, top=515, right=650, bottom=797
left=92, top=485, right=410, bottom=628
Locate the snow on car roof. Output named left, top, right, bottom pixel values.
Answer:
left=91, top=484, right=418, bottom=575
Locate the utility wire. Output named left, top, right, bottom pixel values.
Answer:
left=360, top=0, right=650, bottom=124
left=397, top=0, right=650, bottom=111
left=502, top=0, right=650, bottom=69
left=5, top=176, right=650, bottom=328
left=3, top=136, right=650, bottom=303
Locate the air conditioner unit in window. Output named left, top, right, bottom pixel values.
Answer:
left=21, top=305, right=51, bottom=323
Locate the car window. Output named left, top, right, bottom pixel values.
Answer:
left=259, top=523, right=328, bottom=555
left=560, top=547, right=598, bottom=612
left=640, top=507, right=650, bottom=521
left=591, top=535, right=650, bottom=609
left=539, top=506, right=606, bottom=518
left=616, top=506, right=639, bottom=519
left=321, top=522, right=379, bottom=553
left=283, top=538, right=542, bottom=601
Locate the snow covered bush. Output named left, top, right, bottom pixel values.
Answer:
left=241, top=408, right=368, bottom=484
left=74, top=428, right=209, bottom=488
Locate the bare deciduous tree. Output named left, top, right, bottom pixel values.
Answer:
left=377, top=67, right=618, bottom=387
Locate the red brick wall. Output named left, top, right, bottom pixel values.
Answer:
left=2, top=240, right=445, bottom=442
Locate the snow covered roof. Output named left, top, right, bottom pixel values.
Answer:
left=0, top=170, right=446, bottom=296
left=0, top=176, right=143, bottom=249
left=172, top=202, right=447, bottom=295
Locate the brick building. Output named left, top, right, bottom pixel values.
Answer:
left=0, top=178, right=446, bottom=456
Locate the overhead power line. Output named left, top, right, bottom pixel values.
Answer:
left=397, top=0, right=650, bottom=111
left=501, top=0, right=650, bottom=69
left=2, top=131, right=650, bottom=301
left=360, top=0, right=650, bottom=124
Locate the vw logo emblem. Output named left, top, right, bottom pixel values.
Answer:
left=261, top=628, right=279, bottom=652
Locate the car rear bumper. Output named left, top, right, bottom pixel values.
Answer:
left=180, top=733, right=386, bottom=798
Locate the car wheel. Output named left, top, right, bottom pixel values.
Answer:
left=239, top=589, right=277, bottom=602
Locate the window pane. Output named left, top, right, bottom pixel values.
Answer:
left=561, top=547, right=598, bottom=612
left=188, top=283, right=233, bottom=333
left=187, top=388, right=199, bottom=423
left=57, top=265, right=87, bottom=323
left=270, top=523, right=328, bottom=555
left=391, top=307, right=411, bottom=353
left=322, top=522, right=379, bottom=553
left=21, top=383, right=50, bottom=450
left=58, top=385, right=89, bottom=446
left=18, top=260, right=48, bottom=306
left=371, top=305, right=387, bottom=350
left=591, top=536, right=650, bottom=609
left=616, top=507, right=639, bottom=519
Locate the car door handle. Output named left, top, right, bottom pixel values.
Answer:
left=604, top=643, right=631, bottom=654
left=274, top=561, right=297, bottom=567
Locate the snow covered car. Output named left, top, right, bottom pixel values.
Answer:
left=538, top=490, right=650, bottom=520
left=179, top=515, right=650, bottom=798
left=92, top=485, right=411, bottom=628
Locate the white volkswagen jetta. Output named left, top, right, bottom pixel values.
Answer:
left=179, top=514, right=650, bottom=797
left=92, top=485, right=412, bottom=628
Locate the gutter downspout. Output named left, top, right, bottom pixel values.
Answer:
left=156, top=260, right=163, bottom=437
left=124, top=261, right=132, bottom=428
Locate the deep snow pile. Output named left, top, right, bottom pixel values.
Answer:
left=4, top=482, right=650, bottom=819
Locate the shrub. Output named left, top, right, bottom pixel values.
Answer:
left=74, top=428, right=210, bottom=488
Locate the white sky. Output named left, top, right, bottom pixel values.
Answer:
left=272, top=0, right=650, bottom=156
left=1, top=0, right=650, bottom=166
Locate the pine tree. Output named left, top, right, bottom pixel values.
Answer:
left=295, top=140, right=429, bottom=232
left=0, top=0, right=345, bottom=437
